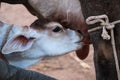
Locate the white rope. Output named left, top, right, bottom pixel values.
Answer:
left=86, top=14, right=120, bottom=80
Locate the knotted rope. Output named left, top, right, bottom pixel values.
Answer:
left=86, top=14, right=120, bottom=80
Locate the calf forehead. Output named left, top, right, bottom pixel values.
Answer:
left=45, top=22, right=63, bottom=28
left=31, top=20, right=63, bottom=31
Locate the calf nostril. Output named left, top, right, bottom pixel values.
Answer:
left=77, top=30, right=83, bottom=36
left=77, top=30, right=83, bottom=41
left=77, top=30, right=82, bottom=35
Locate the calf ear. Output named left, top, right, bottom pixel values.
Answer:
left=2, top=35, right=35, bottom=54
left=76, top=45, right=90, bottom=60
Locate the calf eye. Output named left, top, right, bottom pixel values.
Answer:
left=53, top=26, right=63, bottom=32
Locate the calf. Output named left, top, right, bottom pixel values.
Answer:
left=0, top=0, right=90, bottom=60
left=0, top=20, right=83, bottom=68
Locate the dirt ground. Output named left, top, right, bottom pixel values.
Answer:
left=0, top=3, right=95, bottom=80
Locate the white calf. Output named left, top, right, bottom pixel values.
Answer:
left=0, top=21, right=83, bottom=68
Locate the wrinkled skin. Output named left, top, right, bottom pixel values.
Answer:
left=80, top=0, right=120, bottom=80
left=0, top=0, right=90, bottom=60
left=0, top=59, right=56, bottom=80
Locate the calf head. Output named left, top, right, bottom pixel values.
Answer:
left=1, top=20, right=83, bottom=68
left=26, top=0, right=91, bottom=59
left=30, top=19, right=84, bottom=56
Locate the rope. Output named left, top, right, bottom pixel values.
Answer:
left=86, top=14, right=120, bottom=80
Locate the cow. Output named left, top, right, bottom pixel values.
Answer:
left=79, top=0, right=120, bottom=80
